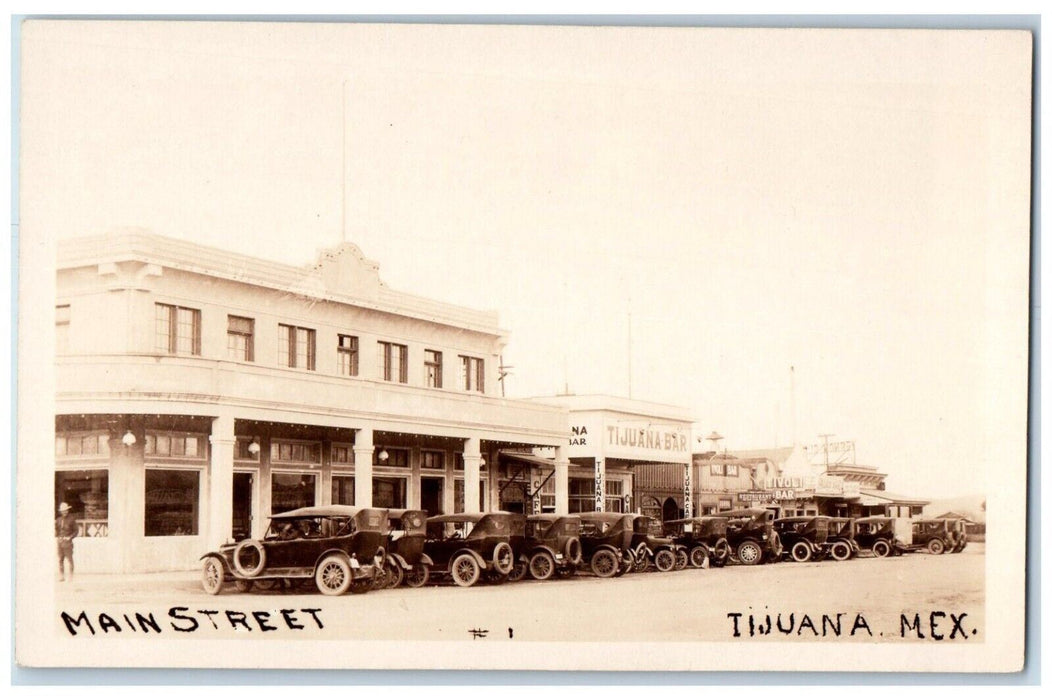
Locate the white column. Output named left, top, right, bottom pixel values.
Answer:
left=208, top=413, right=235, bottom=548
left=354, top=427, right=374, bottom=507
left=463, top=436, right=482, bottom=514
left=594, top=457, right=605, bottom=511
left=554, top=446, right=569, bottom=515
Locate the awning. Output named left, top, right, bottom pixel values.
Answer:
left=498, top=450, right=557, bottom=469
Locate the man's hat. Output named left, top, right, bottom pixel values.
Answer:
left=58, top=502, right=72, bottom=513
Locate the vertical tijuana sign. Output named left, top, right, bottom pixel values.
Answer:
left=683, top=463, right=693, bottom=518
left=594, top=458, right=605, bottom=511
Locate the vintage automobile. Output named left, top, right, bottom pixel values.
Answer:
left=199, top=506, right=388, bottom=596
left=853, top=516, right=907, bottom=557
left=508, top=514, right=583, bottom=581
left=422, top=512, right=517, bottom=587
left=485, top=513, right=527, bottom=583
left=911, top=518, right=956, bottom=555
left=826, top=517, right=860, bottom=561
left=773, top=516, right=831, bottom=563
left=664, top=516, right=732, bottom=568
left=374, top=509, right=433, bottom=589
left=628, top=514, right=686, bottom=572
left=717, top=507, right=782, bottom=565
left=577, top=512, right=636, bottom=578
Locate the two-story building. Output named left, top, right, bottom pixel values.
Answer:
left=55, top=231, right=570, bottom=573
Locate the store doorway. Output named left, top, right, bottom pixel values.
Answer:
left=232, top=472, right=254, bottom=541
left=420, top=477, right=443, bottom=516
left=662, top=497, right=680, bottom=523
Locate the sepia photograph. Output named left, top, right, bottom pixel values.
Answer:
left=14, top=19, right=1032, bottom=673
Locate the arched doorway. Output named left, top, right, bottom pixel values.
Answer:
left=662, top=497, right=680, bottom=523
left=640, top=496, right=662, bottom=520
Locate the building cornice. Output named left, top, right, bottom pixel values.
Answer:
left=58, top=230, right=507, bottom=339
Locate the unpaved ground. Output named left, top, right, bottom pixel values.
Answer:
left=53, top=544, right=984, bottom=643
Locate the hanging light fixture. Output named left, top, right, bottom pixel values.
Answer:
left=378, top=449, right=389, bottom=462
left=480, top=456, right=486, bottom=467
left=248, top=439, right=261, bottom=455
left=122, top=430, right=137, bottom=446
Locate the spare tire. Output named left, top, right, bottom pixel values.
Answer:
left=232, top=540, right=266, bottom=578
left=564, top=537, right=583, bottom=565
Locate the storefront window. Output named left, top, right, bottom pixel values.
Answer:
left=331, top=475, right=355, bottom=505
left=145, top=469, right=200, bottom=536
left=421, top=450, right=444, bottom=470
left=453, top=478, right=486, bottom=513
left=331, top=444, right=354, bottom=465
left=568, top=477, right=594, bottom=513
left=373, top=477, right=406, bottom=508
left=375, top=448, right=408, bottom=467
left=55, top=469, right=109, bottom=537
left=539, top=476, right=556, bottom=512
left=605, top=479, right=624, bottom=513
left=271, top=473, right=317, bottom=512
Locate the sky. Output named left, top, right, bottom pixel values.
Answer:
left=19, top=21, right=1032, bottom=499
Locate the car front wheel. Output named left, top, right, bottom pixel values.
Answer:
left=201, top=556, right=225, bottom=595
left=385, top=560, right=405, bottom=589
left=529, top=551, right=556, bottom=581
left=508, top=560, right=528, bottom=582
left=590, top=550, right=619, bottom=578
left=689, top=546, right=708, bottom=568
left=674, top=549, right=689, bottom=570
left=830, top=541, right=852, bottom=561
left=315, top=555, right=353, bottom=596
left=451, top=554, right=481, bottom=587
left=872, top=540, right=891, bottom=558
left=491, top=543, right=514, bottom=575
left=654, top=549, right=675, bottom=572
left=790, top=542, right=812, bottom=563
left=405, top=564, right=430, bottom=588
left=928, top=538, right=946, bottom=555
left=737, top=540, right=763, bottom=565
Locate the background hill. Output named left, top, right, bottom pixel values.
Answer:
left=922, top=494, right=986, bottom=522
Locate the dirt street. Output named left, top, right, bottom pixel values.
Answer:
left=54, top=545, right=984, bottom=643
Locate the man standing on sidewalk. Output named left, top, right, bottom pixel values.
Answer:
left=55, top=502, right=77, bottom=581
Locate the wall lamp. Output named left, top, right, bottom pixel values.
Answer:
left=377, top=449, right=389, bottom=462
left=121, top=430, right=137, bottom=447
left=248, top=439, right=261, bottom=456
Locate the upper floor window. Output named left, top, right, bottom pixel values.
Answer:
left=145, top=432, right=206, bottom=459
left=376, top=447, right=409, bottom=467
left=420, top=450, right=445, bottom=470
left=155, top=303, right=201, bottom=355
left=56, top=305, right=70, bottom=354
left=337, top=335, right=359, bottom=377
left=271, top=440, right=322, bottom=464
left=227, top=315, right=254, bottom=362
left=279, top=324, right=316, bottom=370
left=460, top=355, right=484, bottom=393
left=425, top=349, right=443, bottom=388
left=378, top=341, right=408, bottom=383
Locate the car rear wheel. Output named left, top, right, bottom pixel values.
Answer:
left=590, top=549, right=619, bottom=578
left=385, top=560, right=404, bottom=589
left=674, top=549, right=689, bottom=570
left=872, top=540, right=891, bottom=558
left=508, top=561, right=528, bottom=582
left=616, top=552, right=634, bottom=576
left=451, top=554, right=481, bottom=587
left=689, top=546, right=708, bottom=568
left=830, top=541, right=852, bottom=561
left=201, top=556, right=224, bottom=595
left=654, top=549, right=675, bottom=572
left=529, top=551, right=556, bottom=581
left=791, top=542, right=813, bottom=563
left=315, top=555, right=352, bottom=596
left=405, top=564, right=430, bottom=588
left=736, top=540, right=763, bottom=566
left=234, top=579, right=254, bottom=593
left=928, top=538, right=946, bottom=555
left=713, top=538, right=731, bottom=565
left=492, top=543, right=514, bottom=575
